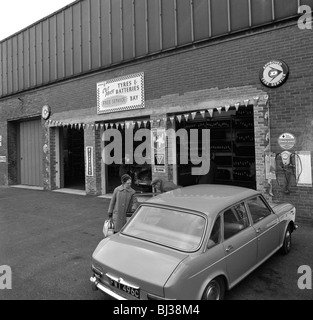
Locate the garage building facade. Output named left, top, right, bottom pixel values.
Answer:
left=0, top=0, right=313, bottom=222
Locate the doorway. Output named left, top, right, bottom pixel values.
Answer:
left=175, top=105, right=256, bottom=189
left=103, top=120, right=152, bottom=194
left=61, top=127, right=85, bottom=190
left=18, top=119, right=43, bottom=187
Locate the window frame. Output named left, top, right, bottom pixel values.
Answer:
left=244, top=194, right=274, bottom=225
left=221, top=201, right=251, bottom=241
left=207, top=215, right=222, bottom=249
left=122, top=203, right=208, bottom=253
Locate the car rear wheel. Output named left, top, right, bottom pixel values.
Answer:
left=280, top=226, right=291, bottom=255
left=202, top=278, right=225, bottom=300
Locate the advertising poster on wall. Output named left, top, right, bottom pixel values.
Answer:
left=296, top=151, right=312, bottom=187
left=265, top=154, right=277, bottom=180
left=152, top=128, right=166, bottom=174
left=86, top=147, right=94, bottom=177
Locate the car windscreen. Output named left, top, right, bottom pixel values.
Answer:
left=122, top=205, right=206, bottom=252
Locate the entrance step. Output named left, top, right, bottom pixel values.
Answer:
left=53, top=188, right=86, bottom=196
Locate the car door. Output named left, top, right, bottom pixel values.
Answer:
left=222, top=203, right=258, bottom=287
left=246, top=196, right=280, bottom=264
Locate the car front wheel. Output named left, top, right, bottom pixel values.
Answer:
left=280, top=226, right=291, bottom=255
left=202, top=278, right=225, bottom=300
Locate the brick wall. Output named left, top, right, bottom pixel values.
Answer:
left=0, top=20, right=312, bottom=219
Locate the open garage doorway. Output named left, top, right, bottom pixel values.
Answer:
left=61, top=127, right=85, bottom=190
left=175, top=105, right=256, bottom=190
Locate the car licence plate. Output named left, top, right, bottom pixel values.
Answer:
left=109, top=277, right=140, bottom=299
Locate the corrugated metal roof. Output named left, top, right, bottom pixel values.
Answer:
left=0, top=0, right=302, bottom=99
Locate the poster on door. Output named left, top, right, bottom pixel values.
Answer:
left=152, top=128, right=166, bottom=173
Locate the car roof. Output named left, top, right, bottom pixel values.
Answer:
left=144, top=184, right=260, bottom=217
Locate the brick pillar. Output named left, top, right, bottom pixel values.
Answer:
left=84, top=124, right=102, bottom=195
left=166, top=116, right=177, bottom=183
left=253, top=96, right=271, bottom=200
left=43, top=121, right=51, bottom=190
left=7, top=121, right=17, bottom=186
left=150, top=114, right=172, bottom=183
left=48, top=127, right=58, bottom=190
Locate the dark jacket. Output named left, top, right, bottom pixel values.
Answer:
left=108, top=185, right=138, bottom=232
left=151, top=178, right=180, bottom=193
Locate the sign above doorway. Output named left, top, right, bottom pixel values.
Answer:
left=97, top=72, right=145, bottom=114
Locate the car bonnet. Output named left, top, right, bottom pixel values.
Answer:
left=270, top=203, right=295, bottom=215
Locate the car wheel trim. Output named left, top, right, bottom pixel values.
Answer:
left=284, top=228, right=291, bottom=252
left=203, top=279, right=221, bottom=300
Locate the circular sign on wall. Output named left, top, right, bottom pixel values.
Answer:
left=43, top=144, right=49, bottom=154
left=278, top=133, right=296, bottom=150
left=42, top=105, right=51, bottom=120
left=259, top=60, right=289, bottom=88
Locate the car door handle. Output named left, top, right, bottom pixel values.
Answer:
left=256, top=228, right=263, bottom=234
left=226, top=245, right=234, bottom=253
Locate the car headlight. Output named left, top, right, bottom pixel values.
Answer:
left=91, top=265, right=103, bottom=278
left=290, top=208, right=296, bottom=215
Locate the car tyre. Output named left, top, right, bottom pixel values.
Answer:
left=202, top=277, right=225, bottom=300
left=280, top=226, right=291, bottom=255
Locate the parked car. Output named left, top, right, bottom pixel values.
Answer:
left=90, top=185, right=297, bottom=300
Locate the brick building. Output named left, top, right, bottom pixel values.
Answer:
left=0, top=0, right=312, bottom=222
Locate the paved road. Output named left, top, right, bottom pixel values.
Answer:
left=0, top=187, right=106, bottom=300
left=0, top=186, right=312, bottom=300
